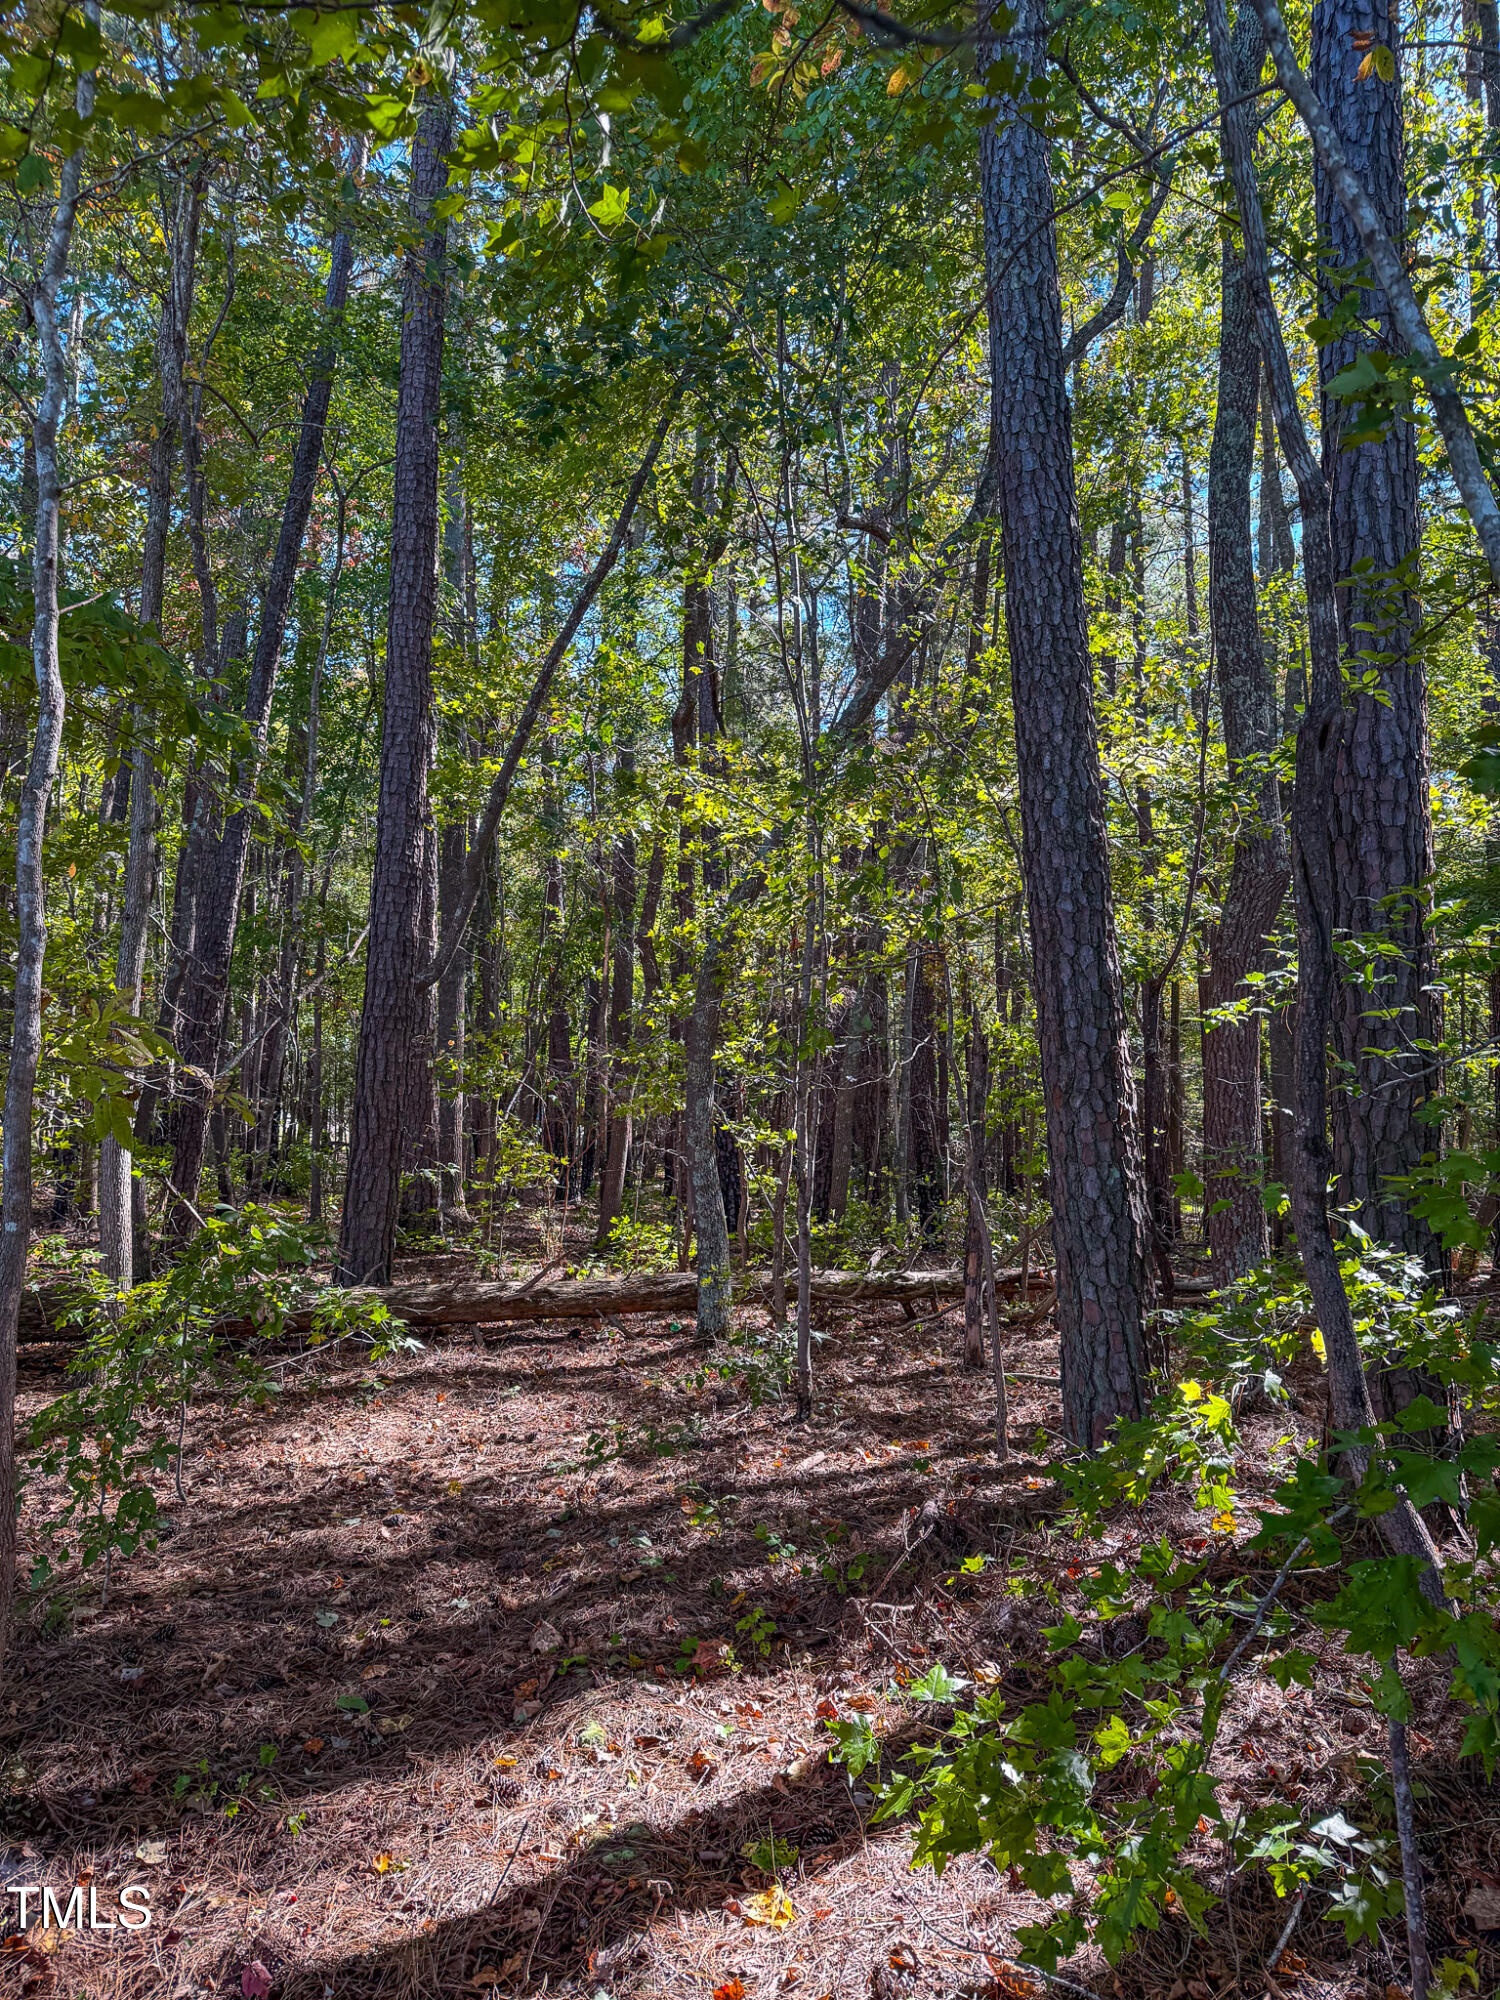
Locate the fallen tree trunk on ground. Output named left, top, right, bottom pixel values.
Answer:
left=18, top=1265, right=1053, bottom=1346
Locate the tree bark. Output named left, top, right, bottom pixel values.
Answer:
left=164, top=163, right=363, bottom=1239
left=979, top=0, right=1153, bottom=1446
left=0, top=31, right=94, bottom=1650
left=100, top=174, right=200, bottom=1287
left=1209, top=0, right=1445, bottom=1601
left=1202, top=8, right=1290, bottom=1282
left=336, top=100, right=451, bottom=1286
left=1301, top=0, right=1440, bottom=1284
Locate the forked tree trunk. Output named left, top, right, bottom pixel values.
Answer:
left=336, top=100, right=451, bottom=1286
left=1210, top=0, right=1444, bottom=1603
left=979, top=0, right=1152, bottom=1446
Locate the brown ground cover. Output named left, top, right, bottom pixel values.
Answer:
left=1, top=1250, right=1495, bottom=2000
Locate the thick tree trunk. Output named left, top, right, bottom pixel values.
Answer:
left=1202, top=15, right=1290, bottom=1282
left=164, top=169, right=362, bottom=1239
left=336, top=101, right=451, bottom=1286
left=979, top=0, right=1152, bottom=1446
left=1311, top=0, right=1441, bottom=1284
left=1209, top=0, right=1445, bottom=1598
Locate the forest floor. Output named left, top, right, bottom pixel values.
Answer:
left=1, top=1234, right=1497, bottom=2000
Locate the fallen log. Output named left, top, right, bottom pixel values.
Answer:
left=17, top=1264, right=1053, bottom=1345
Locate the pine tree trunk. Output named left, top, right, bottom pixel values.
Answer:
left=595, top=775, right=636, bottom=1251
left=1312, top=0, right=1441, bottom=1289
left=336, top=101, right=450, bottom=1286
left=164, top=170, right=362, bottom=1239
left=436, top=818, right=470, bottom=1226
left=979, top=0, right=1152, bottom=1445
left=1202, top=11, right=1290, bottom=1282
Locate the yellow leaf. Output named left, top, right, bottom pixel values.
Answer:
left=741, top=1883, right=796, bottom=1929
left=448, top=1479, right=463, bottom=1495
left=1211, top=1508, right=1237, bottom=1535
left=1179, top=1379, right=1203, bottom=1404
left=1356, top=48, right=1375, bottom=79
left=887, top=65, right=909, bottom=93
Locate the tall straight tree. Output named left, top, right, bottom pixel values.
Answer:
left=162, top=151, right=364, bottom=1239
left=977, top=0, right=1152, bottom=1446
left=99, top=171, right=200, bottom=1288
left=0, top=15, right=95, bottom=1649
left=337, top=97, right=453, bottom=1287
left=1201, top=5, right=1289, bottom=1280
left=1311, top=0, right=1440, bottom=1273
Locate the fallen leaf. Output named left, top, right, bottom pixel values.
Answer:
left=493, top=1754, right=517, bottom=1767
left=302, top=1738, right=325, bottom=1755
left=1465, top=1884, right=1500, bottom=1930
left=377, top=1713, right=413, bottom=1735
left=467, top=1969, right=505, bottom=1990
left=530, top=1619, right=562, bottom=1654
left=240, top=1963, right=272, bottom=2000
left=685, top=1748, right=716, bottom=1781
left=740, top=1884, right=796, bottom=1929
left=814, top=1698, right=838, bottom=1720
left=713, top=1981, right=747, bottom=2000
left=372, top=1852, right=408, bottom=1875
left=134, top=1841, right=168, bottom=1867
left=846, top=1694, right=876, bottom=1712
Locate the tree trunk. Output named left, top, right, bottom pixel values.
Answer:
left=979, top=0, right=1152, bottom=1446
left=595, top=758, right=637, bottom=1250
left=1202, top=9, right=1290, bottom=1283
left=1209, top=0, right=1445, bottom=1598
left=0, top=42, right=93, bottom=1649
left=100, top=175, right=199, bottom=1287
left=164, top=162, right=363, bottom=1239
left=436, top=817, right=470, bottom=1227
left=1311, top=0, right=1441, bottom=1289
left=336, top=100, right=451, bottom=1286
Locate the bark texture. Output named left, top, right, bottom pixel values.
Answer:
left=1202, top=8, right=1290, bottom=1281
left=336, top=100, right=451, bottom=1286
left=979, top=0, right=1152, bottom=1446
left=1311, top=0, right=1440, bottom=1273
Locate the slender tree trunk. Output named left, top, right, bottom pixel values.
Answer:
left=100, top=177, right=199, bottom=1286
left=336, top=101, right=451, bottom=1286
left=595, top=770, right=636, bottom=1250
left=1202, top=9, right=1290, bottom=1282
left=164, top=154, right=363, bottom=1238
left=0, top=33, right=94, bottom=1650
left=979, top=0, right=1152, bottom=1445
left=436, top=818, right=470, bottom=1226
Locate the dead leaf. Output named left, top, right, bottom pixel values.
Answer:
left=240, top=1964, right=272, bottom=2000
left=714, top=1981, right=747, bottom=2000
left=1465, top=1884, right=1500, bottom=1930
left=377, top=1713, right=413, bottom=1735
left=685, top=1748, right=716, bottom=1781
left=740, top=1884, right=796, bottom=1929
left=530, top=1620, right=562, bottom=1654
left=134, top=1841, right=168, bottom=1867
left=302, top=1738, right=325, bottom=1755
left=372, top=1852, right=408, bottom=1875
left=467, top=1970, right=505, bottom=1990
